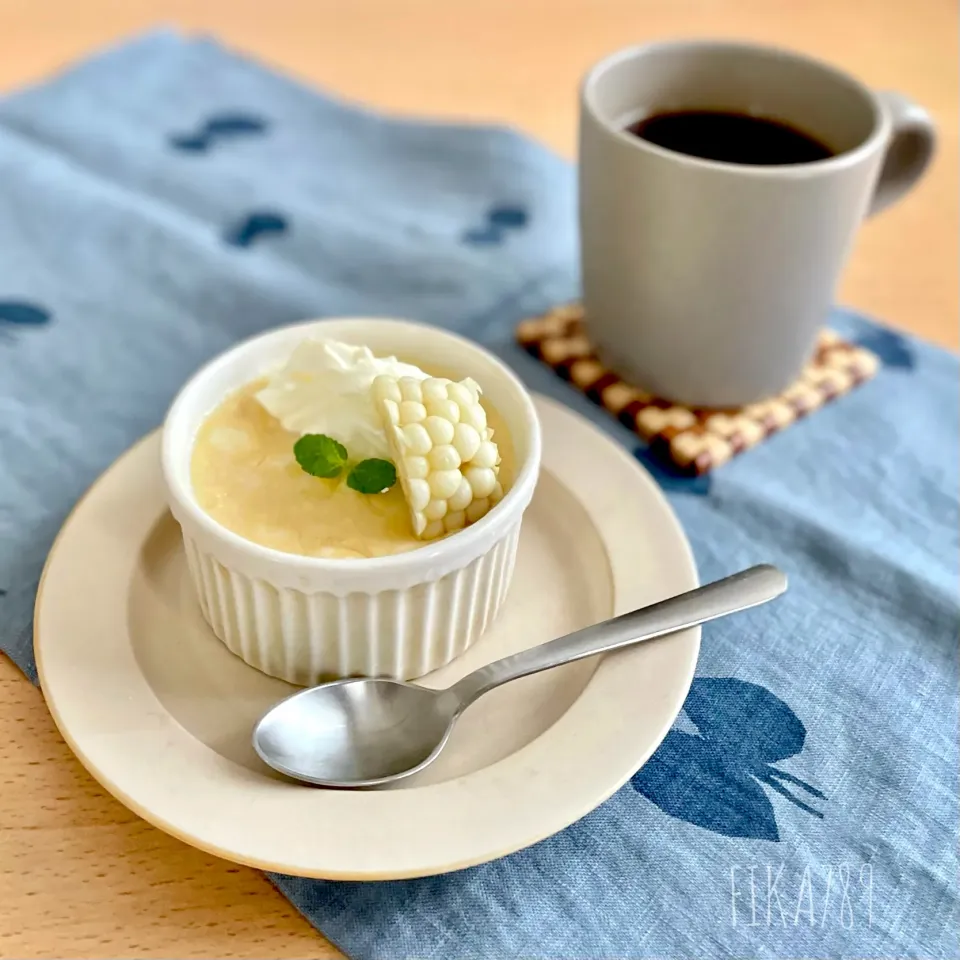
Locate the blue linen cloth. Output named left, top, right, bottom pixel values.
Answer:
left=1, top=31, right=956, bottom=960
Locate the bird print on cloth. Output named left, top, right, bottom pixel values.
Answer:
left=0, top=301, right=52, bottom=339
left=168, top=112, right=269, bottom=152
left=223, top=211, right=290, bottom=248
left=632, top=678, right=826, bottom=841
left=167, top=110, right=289, bottom=248
left=462, top=204, right=529, bottom=245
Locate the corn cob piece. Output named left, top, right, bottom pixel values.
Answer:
left=372, top=374, right=503, bottom=540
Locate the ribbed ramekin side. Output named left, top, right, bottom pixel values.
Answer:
left=181, top=521, right=522, bottom=685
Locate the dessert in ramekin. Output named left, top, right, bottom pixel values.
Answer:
left=161, top=318, right=541, bottom=685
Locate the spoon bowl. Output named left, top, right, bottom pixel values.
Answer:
left=254, top=564, right=787, bottom=788
left=254, top=678, right=459, bottom=786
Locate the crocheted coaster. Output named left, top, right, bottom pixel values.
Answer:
left=517, top=304, right=880, bottom=475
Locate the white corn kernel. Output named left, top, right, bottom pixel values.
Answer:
left=429, top=469, right=462, bottom=500
left=465, top=498, right=490, bottom=524
left=407, top=479, right=431, bottom=512
left=471, top=440, right=498, bottom=469
left=406, top=455, right=429, bottom=480
left=399, top=377, right=423, bottom=401
left=452, top=423, right=481, bottom=462
left=421, top=378, right=449, bottom=402
left=424, top=415, right=455, bottom=446
left=465, top=466, right=496, bottom=499
left=426, top=398, right=460, bottom=423
left=401, top=423, right=432, bottom=455
left=399, top=400, right=427, bottom=424
left=424, top=499, right=448, bottom=521
left=444, top=510, right=466, bottom=532
left=429, top=444, right=461, bottom=471
left=490, top=481, right=504, bottom=504
left=446, top=381, right=473, bottom=409
left=448, top=476, right=473, bottom=512
left=462, top=403, right=487, bottom=432
left=422, top=520, right=445, bottom=540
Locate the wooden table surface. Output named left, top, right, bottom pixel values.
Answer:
left=0, top=1, right=956, bottom=957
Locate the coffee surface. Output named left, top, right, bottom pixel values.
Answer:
left=626, top=110, right=833, bottom=165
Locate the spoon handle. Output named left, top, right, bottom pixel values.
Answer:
left=449, top=564, right=787, bottom=707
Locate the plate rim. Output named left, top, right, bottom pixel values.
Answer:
left=34, top=392, right=700, bottom=880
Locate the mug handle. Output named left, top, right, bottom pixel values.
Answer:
left=868, top=91, right=936, bottom=216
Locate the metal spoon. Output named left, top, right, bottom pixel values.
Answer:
left=253, top=563, right=787, bottom=788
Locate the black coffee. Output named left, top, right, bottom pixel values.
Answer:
left=626, top=110, right=833, bottom=166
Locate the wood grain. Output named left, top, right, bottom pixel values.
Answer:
left=0, top=1, right=955, bottom=957
left=0, top=659, right=339, bottom=958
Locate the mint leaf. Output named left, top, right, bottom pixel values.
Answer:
left=347, top=459, right=397, bottom=494
left=294, top=434, right=348, bottom=478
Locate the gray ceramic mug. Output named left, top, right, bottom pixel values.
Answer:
left=579, top=41, right=935, bottom=407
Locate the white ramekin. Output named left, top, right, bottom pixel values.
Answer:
left=161, top=318, right=541, bottom=685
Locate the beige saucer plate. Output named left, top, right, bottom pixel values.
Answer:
left=35, top=394, right=699, bottom=880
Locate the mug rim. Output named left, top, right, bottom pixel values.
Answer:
left=581, top=38, right=890, bottom=176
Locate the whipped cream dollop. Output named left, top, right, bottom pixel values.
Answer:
left=256, top=338, right=429, bottom=460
